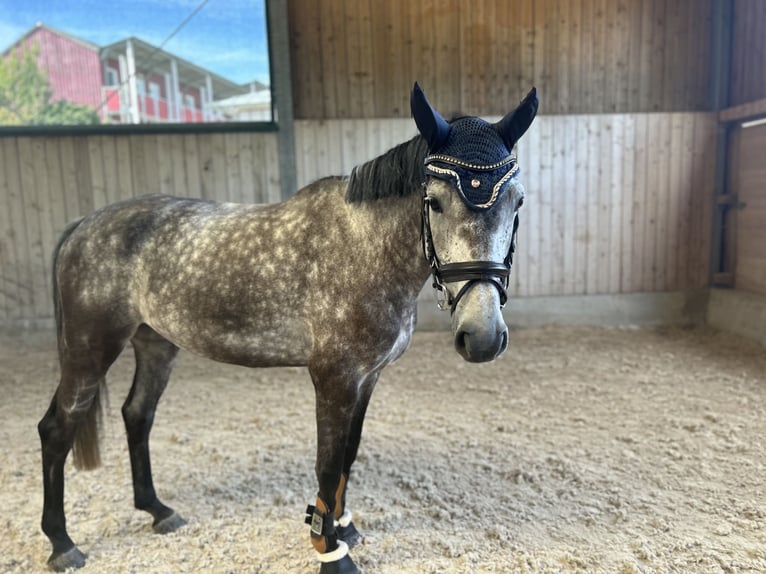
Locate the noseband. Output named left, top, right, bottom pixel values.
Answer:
left=421, top=189, right=519, bottom=314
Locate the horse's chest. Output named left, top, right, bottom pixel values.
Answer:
left=389, top=313, right=415, bottom=360
left=371, top=310, right=416, bottom=371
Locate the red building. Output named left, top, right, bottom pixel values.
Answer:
left=99, top=37, right=247, bottom=123
left=6, top=24, right=104, bottom=113
left=4, top=23, right=252, bottom=124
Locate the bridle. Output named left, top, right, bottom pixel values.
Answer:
left=420, top=156, right=521, bottom=314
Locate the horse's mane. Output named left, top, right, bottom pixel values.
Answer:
left=345, top=135, right=428, bottom=203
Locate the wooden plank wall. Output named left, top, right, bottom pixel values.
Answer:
left=728, top=123, right=766, bottom=295
left=0, top=1, right=727, bottom=326
left=288, top=0, right=713, bottom=119
left=0, top=132, right=280, bottom=325
left=730, top=0, right=766, bottom=107
left=295, top=113, right=716, bottom=296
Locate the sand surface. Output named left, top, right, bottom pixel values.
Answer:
left=1, top=326, right=765, bottom=573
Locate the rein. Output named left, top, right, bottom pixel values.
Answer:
left=421, top=189, right=519, bottom=314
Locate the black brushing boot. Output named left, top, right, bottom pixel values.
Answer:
left=306, top=500, right=359, bottom=574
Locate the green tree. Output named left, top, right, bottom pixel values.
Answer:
left=0, top=44, right=49, bottom=124
left=0, top=44, right=100, bottom=126
left=35, top=99, right=100, bottom=125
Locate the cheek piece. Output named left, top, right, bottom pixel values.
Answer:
left=418, top=113, right=522, bottom=315
left=421, top=190, right=519, bottom=313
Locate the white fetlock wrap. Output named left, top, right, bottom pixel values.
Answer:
left=316, top=540, right=349, bottom=563
left=334, top=509, right=353, bottom=528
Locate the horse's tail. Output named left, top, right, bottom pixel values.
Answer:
left=52, top=218, right=105, bottom=470
left=52, top=218, right=84, bottom=355
left=72, top=386, right=105, bottom=470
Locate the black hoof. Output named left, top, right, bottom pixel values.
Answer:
left=319, top=554, right=358, bottom=574
left=47, top=547, right=86, bottom=571
left=152, top=511, right=187, bottom=534
left=336, top=521, right=364, bottom=549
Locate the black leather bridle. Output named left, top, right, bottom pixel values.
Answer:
left=421, top=189, right=519, bottom=314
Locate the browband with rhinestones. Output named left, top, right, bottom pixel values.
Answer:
left=423, top=152, right=517, bottom=171
left=425, top=162, right=519, bottom=209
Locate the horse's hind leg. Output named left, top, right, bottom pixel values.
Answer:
left=39, top=331, right=130, bottom=571
left=121, top=325, right=185, bottom=533
left=38, top=397, right=87, bottom=572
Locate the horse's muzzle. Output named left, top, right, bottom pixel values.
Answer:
left=452, top=283, right=509, bottom=363
left=454, top=323, right=508, bottom=362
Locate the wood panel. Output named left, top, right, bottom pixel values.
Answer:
left=0, top=132, right=280, bottom=325
left=293, top=113, right=717, bottom=296
left=287, top=0, right=713, bottom=119
left=720, top=97, right=766, bottom=124
left=730, top=123, right=766, bottom=295
left=730, top=0, right=766, bottom=107
left=0, top=113, right=718, bottom=326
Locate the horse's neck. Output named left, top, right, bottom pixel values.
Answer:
left=355, top=191, right=431, bottom=297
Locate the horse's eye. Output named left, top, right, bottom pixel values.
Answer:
left=427, top=197, right=443, bottom=213
left=516, top=197, right=524, bottom=209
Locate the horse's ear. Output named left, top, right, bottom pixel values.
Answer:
left=411, top=82, right=450, bottom=151
left=495, top=87, right=539, bottom=150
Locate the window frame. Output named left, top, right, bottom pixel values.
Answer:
left=0, top=1, right=278, bottom=137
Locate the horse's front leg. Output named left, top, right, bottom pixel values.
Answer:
left=307, top=365, right=362, bottom=574
left=333, top=372, right=379, bottom=549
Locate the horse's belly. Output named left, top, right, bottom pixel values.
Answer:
left=148, top=318, right=313, bottom=368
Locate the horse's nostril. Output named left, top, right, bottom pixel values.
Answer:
left=499, top=330, right=508, bottom=353
left=454, top=324, right=508, bottom=363
left=455, top=330, right=468, bottom=353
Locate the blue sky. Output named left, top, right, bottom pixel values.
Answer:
left=0, top=0, right=270, bottom=85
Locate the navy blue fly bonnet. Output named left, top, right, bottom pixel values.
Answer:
left=411, top=83, right=539, bottom=210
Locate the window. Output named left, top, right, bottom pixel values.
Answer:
left=105, top=66, right=119, bottom=87
left=0, top=1, right=272, bottom=128
left=148, top=82, right=161, bottom=100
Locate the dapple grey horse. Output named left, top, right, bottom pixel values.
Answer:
left=38, top=83, right=538, bottom=573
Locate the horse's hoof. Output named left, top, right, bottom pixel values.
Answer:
left=336, top=521, right=364, bottom=549
left=152, top=511, right=187, bottom=534
left=47, top=547, right=86, bottom=571
left=319, top=554, right=358, bottom=574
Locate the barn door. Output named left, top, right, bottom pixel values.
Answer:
left=724, top=122, right=766, bottom=294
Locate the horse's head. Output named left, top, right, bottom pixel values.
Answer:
left=411, top=83, right=538, bottom=363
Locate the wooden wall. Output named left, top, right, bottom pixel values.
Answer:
left=0, top=1, right=727, bottom=327
left=727, top=123, right=766, bottom=295
left=288, top=0, right=713, bottom=119
left=296, top=113, right=716, bottom=296
left=723, top=0, right=766, bottom=296
left=0, top=112, right=716, bottom=326
left=0, top=132, right=281, bottom=325
left=730, top=0, right=766, bottom=106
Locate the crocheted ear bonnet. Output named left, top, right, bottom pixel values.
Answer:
left=411, top=83, right=539, bottom=211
